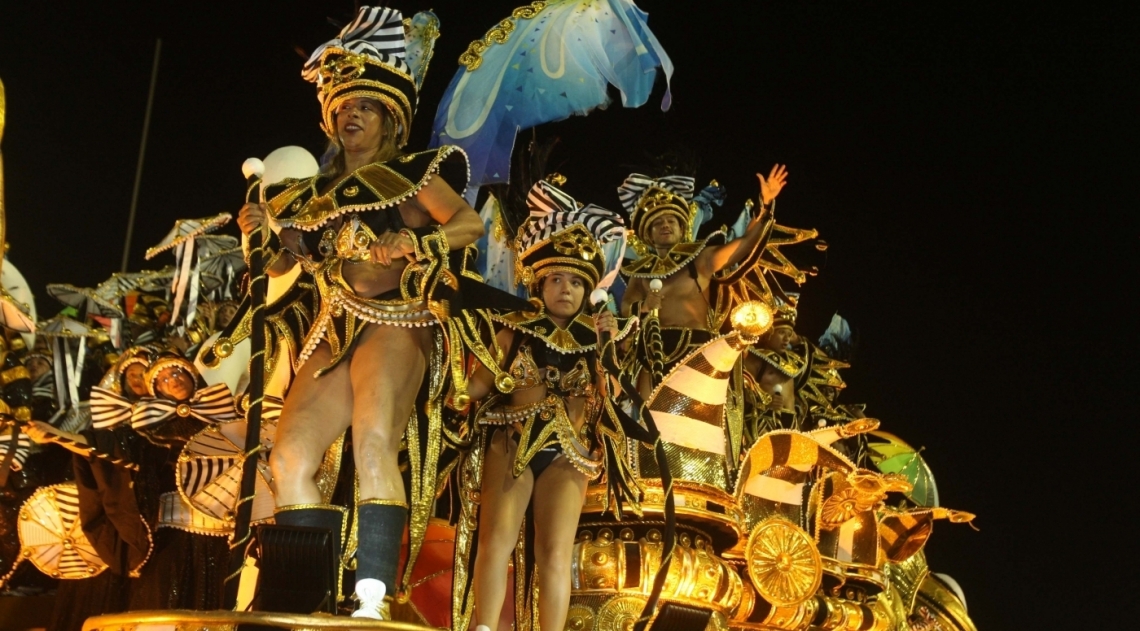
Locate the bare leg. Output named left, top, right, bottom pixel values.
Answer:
left=473, top=430, right=534, bottom=628
left=348, top=324, right=432, bottom=502
left=531, top=458, right=589, bottom=631
left=269, top=342, right=353, bottom=506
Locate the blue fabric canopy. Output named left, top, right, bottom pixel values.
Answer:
left=430, top=0, right=673, bottom=198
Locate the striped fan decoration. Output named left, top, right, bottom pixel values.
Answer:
left=302, top=5, right=411, bottom=95
left=176, top=397, right=281, bottom=524
left=518, top=180, right=625, bottom=252
left=616, top=173, right=696, bottom=214
left=90, top=386, right=134, bottom=429
left=18, top=483, right=108, bottom=579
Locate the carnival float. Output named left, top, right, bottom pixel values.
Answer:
left=0, top=3, right=977, bottom=631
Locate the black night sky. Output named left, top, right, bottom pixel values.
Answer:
left=1, top=2, right=1136, bottom=627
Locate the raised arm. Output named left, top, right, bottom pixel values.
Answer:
left=701, top=164, right=788, bottom=274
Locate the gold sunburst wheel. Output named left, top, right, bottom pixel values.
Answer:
left=745, top=518, right=822, bottom=607
left=596, top=596, right=645, bottom=631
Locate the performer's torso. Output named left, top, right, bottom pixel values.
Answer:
left=631, top=263, right=713, bottom=331
left=300, top=194, right=434, bottom=299
left=507, top=335, right=596, bottom=432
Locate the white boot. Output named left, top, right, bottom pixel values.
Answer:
left=351, top=578, right=389, bottom=620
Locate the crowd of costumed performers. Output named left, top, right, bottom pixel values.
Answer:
left=0, top=3, right=980, bottom=631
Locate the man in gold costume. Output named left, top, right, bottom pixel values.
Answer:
left=620, top=166, right=788, bottom=374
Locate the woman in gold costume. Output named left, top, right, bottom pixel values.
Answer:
left=459, top=181, right=632, bottom=631
left=236, top=6, right=482, bottom=619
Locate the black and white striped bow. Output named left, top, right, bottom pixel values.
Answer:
left=520, top=180, right=626, bottom=251
left=520, top=180, right=628, bottom=288
left=90, top=386, right=135, bottom=430
left=130, top=383, right=238, bottom=430
left=302, top=6, right=410, bottom=95
left=616, top=173, right=696, bottom=214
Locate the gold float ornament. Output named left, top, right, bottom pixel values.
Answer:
left=746, top=518, right=822, bottom=607
left=596, top=596, right=646, bottom=631
left=730, top=301, right=774, bottom=342
left=570, top=526, right=743, bottom=617
left=566, top=604, right=595, bottom=631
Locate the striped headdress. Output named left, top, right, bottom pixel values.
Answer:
left=302, top=6, right=440, bottom=147
left=515, top=180, right=626, bottom=294
left=617, top=173, right=697, bottom=241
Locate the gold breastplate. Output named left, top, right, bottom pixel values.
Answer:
left=508, top=342, right=594, bottom=398
left=508, top=345, right=543, bottom=391
left=317, top=216, right=378, bottom=262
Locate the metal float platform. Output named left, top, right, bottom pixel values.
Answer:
left=82, top=610, right=436, bottom=631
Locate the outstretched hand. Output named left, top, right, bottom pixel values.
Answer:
left=757, top=164, right=789, bottom=205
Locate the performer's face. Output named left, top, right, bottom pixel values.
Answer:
left=335, top=98, right=386, bottom=154
left=541, top=272, right=586, bottom=321
left=761, top=326, right=795, bottom=351
left=26, top=356, right=50, bottom=380
left=648, top=215, right=683, bottom=248
left=216, top=302, right=238, bottom=328
left=155, top=366, right=195, bottom=402
left=124, top=364, right=148, bottom=397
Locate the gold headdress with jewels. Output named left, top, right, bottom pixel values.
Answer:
left=143, top=354, right=198, bottom=400
left=302, top=6, right=440, bottom=147
left=617, top=174, right=698, bottom=253
left=514, top=179, right=626, bottom=296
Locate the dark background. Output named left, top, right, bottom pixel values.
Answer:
left=1, top=2, right=1136, bottom=627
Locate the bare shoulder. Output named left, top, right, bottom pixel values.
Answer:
left=694, top=244, right=720, bottom=278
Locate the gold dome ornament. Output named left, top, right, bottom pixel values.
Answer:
left=746, top=517, right=822, bottom=607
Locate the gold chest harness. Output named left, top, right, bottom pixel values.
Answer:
left=508, top=342, right=593, bottom=399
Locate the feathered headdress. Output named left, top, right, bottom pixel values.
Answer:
left=303, top=6, right=440, bottom=146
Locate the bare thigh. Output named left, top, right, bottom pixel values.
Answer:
left=269, top=342, right=353, bottom=505
left=347, top=323, right=432, bottom=501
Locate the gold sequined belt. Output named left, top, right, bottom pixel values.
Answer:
left=478, top=398, right=554, bottom=426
